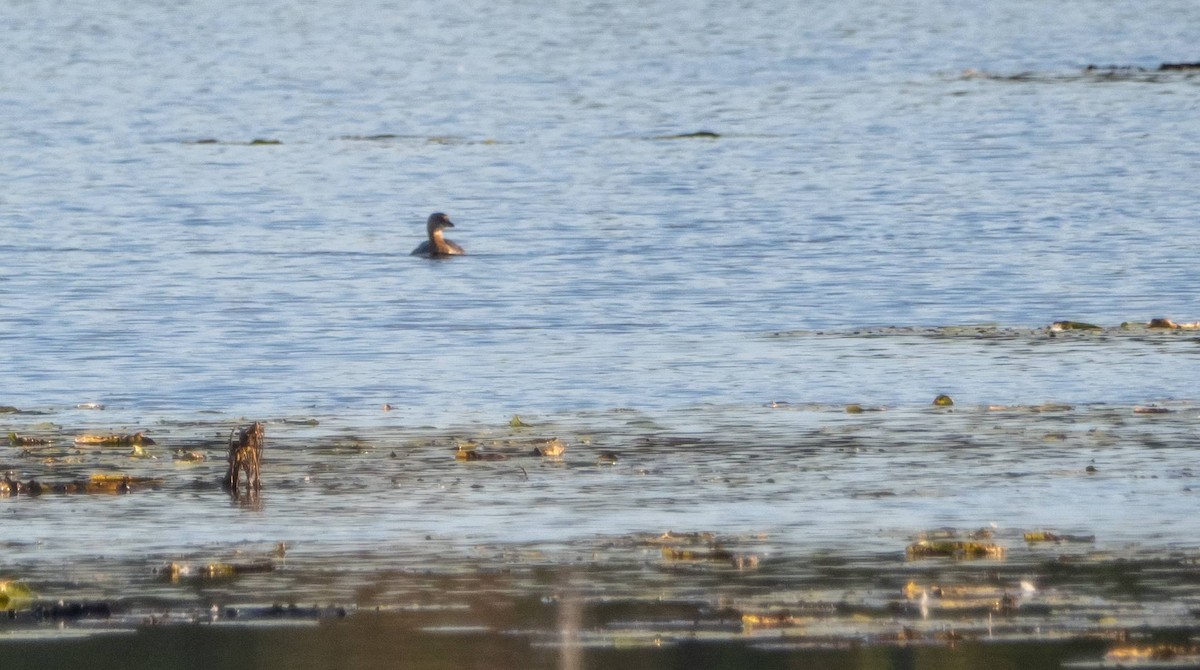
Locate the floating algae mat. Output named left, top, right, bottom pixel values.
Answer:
left=3, top=402, right=1200, bottom=669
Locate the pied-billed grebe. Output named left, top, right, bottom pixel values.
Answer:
left=410, top=212, right=466, bottom=257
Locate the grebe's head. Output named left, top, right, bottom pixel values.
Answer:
left=427, top=212, right=455, bottom=233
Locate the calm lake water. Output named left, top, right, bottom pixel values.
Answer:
left=2, top=0, right=1200, bottom=666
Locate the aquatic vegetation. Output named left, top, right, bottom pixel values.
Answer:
left=0, top=473, right=163, bottom=495
left=0, top=580, right=35, bottom=610
left=7, top=432, right=51, bottom=445
left=1024, top=531, right=1095, bottom=544
left=456, top=446, right=508, bottom=461
left=660, top=546, right=735, bottom=561
left=223, top=422, right=264, bottom=492
left=86, top=473, right=164, bottom=492
left=740, top=611, right=799, bottom=629
left=902, top=579, right=1028, bottom=616
left=932, top=394, right=954, bottom=406
left=509, top=415, right=530, bottom=428
left=906, top=539, right=1005, bottom=560
left=1050, top=320, right=1102, bottom=331
left=1106, top=643, right=1200, bottom=663
left=0, top=407, right=1199, bottom=658
left=74, top=432, right=155, bottom=446
left=531, top=438, right=565, bottom=457
left=160, top=561, right=275, bottom=582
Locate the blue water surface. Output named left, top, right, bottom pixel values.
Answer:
left=2, top=0, right=1199, bottom=422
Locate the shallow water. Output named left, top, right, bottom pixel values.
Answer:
left=4, top=399, right=1200, bottom=667
left=3, top=0, right=1200, bottom=665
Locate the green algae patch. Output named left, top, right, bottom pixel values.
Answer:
left=932, top=394, right=954, bottom=407
left=508, top=415, right=530, bottom=428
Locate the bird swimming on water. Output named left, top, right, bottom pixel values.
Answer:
left=410, top=212, right=466, bottom=257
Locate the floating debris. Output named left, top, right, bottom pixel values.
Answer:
left=0, top=473, right=163, bottom=496
left=1024, top=531, right=1095, bottom=544
left=906, top=539, right=1005, bottom=560
left=160, top=561, right=275, bottom=582
left=7, top=432, right=51, bottom=446
left=75, top=402, right=105, bottom=410
left=644, top=531, right=717, bottom=545
left=741, top=611, right=799, bottom=629
left=1106, top=643, right=1200, bottom=663
left=596, top=450, right=619, bottom=465
left=532, top=438, right=565, bottom=457
left=1133, top=406, right=1172, bottom=414
left=661, top=546, right=760, bottom=569
left=661, top=546, right=735, bottom=561
left=0, top=580, right=35, bottom=610
left=932, top=394, right=954, bottom=407
left=1049, top=321, right=1101, bottom=331
left=172, top=449, right=207, bottom=462
left=86, top=473, right=164, bottom=493
left=456, top=447, right=508, bottom=461
left=75, top=432, right=155, bottom=446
